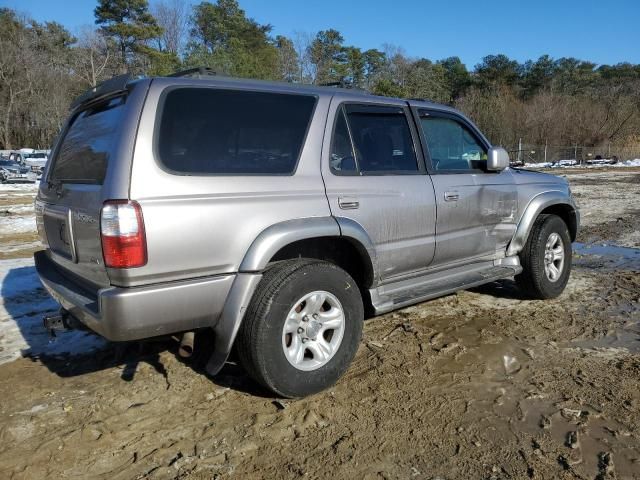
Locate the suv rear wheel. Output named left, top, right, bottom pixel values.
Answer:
left=236, top=259, right=364, bottom=398
left=516, top=214, right=572, bottom=299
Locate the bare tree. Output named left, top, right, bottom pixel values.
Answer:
left=381, top=43, right=411, bottom=88
left=72, top=27, right=113, bottom=87
left=293, top=31, right=314, bottom=83
left=275, top=35, right=299, bottom=82
left=152, top=0, right=188, bottom=55
left=0, top=17, right=34, bottom=149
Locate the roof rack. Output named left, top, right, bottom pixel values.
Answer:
left=70, top=73, right=131, bottom=110
left=409, top=97, right=436, bottom=103
left=168, top=67, right=219, bottom=78
left=319, top=81, right=346, bottom=87
left=318, top=80, right=370, bottom=95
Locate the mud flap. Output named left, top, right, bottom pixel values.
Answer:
left=205, top=273, right=262, bottom=376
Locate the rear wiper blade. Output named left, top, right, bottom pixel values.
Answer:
left=46, top=179, right=65, bottom=197
left=47, top=178, right=60, bottom=189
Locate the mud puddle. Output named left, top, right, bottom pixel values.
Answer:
left=567, top=324, right=640, bottom=355
left=574, top=242, right=640, bottom=270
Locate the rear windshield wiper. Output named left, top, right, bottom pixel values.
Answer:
left=47, top=178, right=65, bottom=197
left=47, top=178, right=60, bottom=189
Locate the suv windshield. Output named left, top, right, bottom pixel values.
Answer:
left=49, top=96, right=126, bottom=184
left=26, top=153, right=47, bottom=159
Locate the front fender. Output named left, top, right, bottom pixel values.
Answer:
left=506, top=191, right=579, bottom=256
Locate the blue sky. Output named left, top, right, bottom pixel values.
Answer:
left=5, top=0, right=640, bottom=68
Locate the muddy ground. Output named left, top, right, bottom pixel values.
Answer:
left=0, top=168, right=639, bottom=479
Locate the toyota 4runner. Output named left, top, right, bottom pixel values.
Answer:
left=34, top=71, right=579, bottom=398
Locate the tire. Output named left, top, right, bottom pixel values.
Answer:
left=236, top=259, right=364, bottom=398
left=516, top=214, right=572, bottom=299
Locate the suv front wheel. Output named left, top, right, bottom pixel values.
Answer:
left=236, top=259, right=364, bottom=398
left=516, top=214, right=572, bottom=299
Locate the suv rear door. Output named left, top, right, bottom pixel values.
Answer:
left=321, top=98, right=437, bottom=283
left=412, top=107, right=517, bottom=267
left=36, top=81, right=149, bottom=289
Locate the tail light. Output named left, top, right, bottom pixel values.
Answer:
left=100, top=200, right=147, bottom=268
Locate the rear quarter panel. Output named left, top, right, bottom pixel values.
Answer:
left=119, top=79, right=332, bottom=287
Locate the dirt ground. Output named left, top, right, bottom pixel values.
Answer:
left=0, top=168, right=639, bottom=479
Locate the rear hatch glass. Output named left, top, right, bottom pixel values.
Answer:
left=50, top=95, right=126, bottom=185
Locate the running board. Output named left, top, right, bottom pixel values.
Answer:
left=370, top=264, right=520, bottom=315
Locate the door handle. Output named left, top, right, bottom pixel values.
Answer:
left=444, top=191, right=459, bottom=202
left=338, top=197, right=359, bottom=210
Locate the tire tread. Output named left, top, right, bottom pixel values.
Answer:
left=516, top=214, right=571, bottom=299
left=237, top=259, right=362, bottom=397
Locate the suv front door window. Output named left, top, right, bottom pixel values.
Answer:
left=420, top=115, right=488, bottom=172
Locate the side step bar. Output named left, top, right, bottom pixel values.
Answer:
left=371, top=264, right=521, bottom=315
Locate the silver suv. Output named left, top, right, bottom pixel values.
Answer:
left=34, top=72, right=579, bottom=398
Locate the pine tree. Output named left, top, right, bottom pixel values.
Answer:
left=186, top=0, right=278, bottom=79
left=94, top=0, right=162, bottom=72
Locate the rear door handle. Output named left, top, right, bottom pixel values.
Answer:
left=338, top=197, right=359, bottom=210
left=444, top=191, right=459, bottom=202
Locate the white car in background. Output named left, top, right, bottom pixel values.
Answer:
left=557, top=159, right=579, bottom=167
left=9, top=148, right=49, bottom=173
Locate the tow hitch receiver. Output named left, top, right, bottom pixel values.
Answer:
left=43, top=311, right=73, bottom=338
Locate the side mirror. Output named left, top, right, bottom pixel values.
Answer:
left=487, top=147, right=510, bottom=171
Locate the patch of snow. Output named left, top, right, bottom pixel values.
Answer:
left=0, top=182, right=39, bottom=194
left=0, top=257, right=106, bottom=366
left=612, top=158, right=640, bottom=167
left=2, top=204, right=34, bottom=215
left=2, top=240, right=42, bottom=253
left=523, top=158, right=640, bottom=169
left=0, top=215, right=36, bottom=235
left=524, top=162, right=553, bottom=169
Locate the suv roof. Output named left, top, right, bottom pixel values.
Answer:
left=153, top=74, right=458, bottom=111
left=71, top=70, right=459, bottom=116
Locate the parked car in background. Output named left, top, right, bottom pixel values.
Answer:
left=9, top=148, right=49, bottom=172
left=556, top=159, right=579, bottom=167
left=586, top=155, right=618, bottom=165
left=0, top=158, right=37, bottom=183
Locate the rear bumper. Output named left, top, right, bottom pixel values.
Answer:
left=34, top=250, right=235, bottom=341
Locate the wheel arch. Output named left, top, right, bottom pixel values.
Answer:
left=207, top=217, right=378, bottom=377
left=238, top=217, right=341, bottom=273
left=239, top=216, right=378, bottom=289
left=506, top=191, right=579, bottom=257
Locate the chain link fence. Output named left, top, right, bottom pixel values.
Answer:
left=505, top=144, right=640, bottom=166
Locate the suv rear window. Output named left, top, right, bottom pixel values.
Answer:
left=50, top=96, right=125, bottom=184
left=156, top=88, right=316, bottom=175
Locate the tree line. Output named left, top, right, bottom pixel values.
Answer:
left=1, top=0, right=639, bottom=155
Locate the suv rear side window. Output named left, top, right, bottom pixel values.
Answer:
left=50, top=96, right=126, bottom=184
left=157, top=88, right=316, bottom=175
left=331, top=105, right=418, bottom=175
